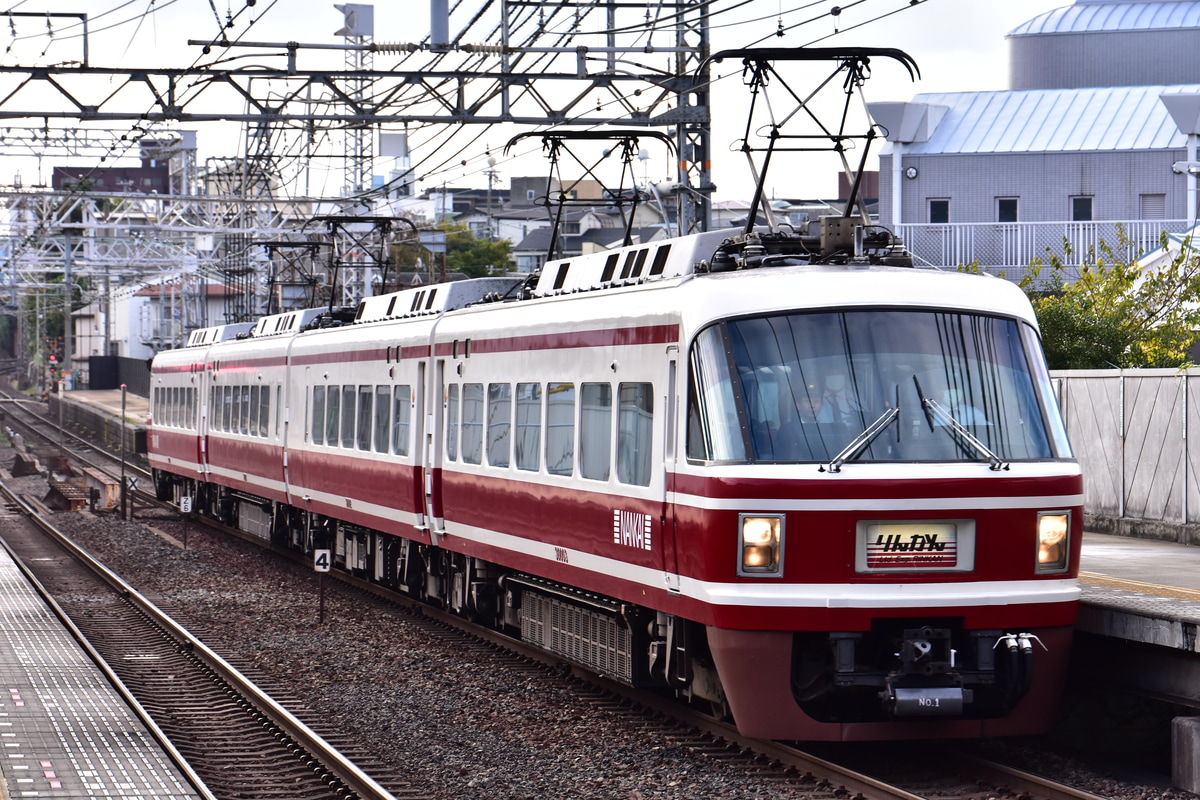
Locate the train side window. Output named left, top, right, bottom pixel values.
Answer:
left=462, top=383, right=484, bottom=465
left=223, top=386, right=233, bottom=433
left=174, top=387, right=182, bottom=427
left=210, top=387, right=218, bottom=432
left=546, top=383, right=575, bottom=476
left=487, top=383, right=512, bottom=467
left=260, top=386, right=271, bottom=437
left=617, top=383, right=654, bottom=486
left=515, top=383, right=542, bottom=472
left=230, top=387, right=238, bottom=434
left=188, top=388, right=196, bottom=430
left=374, top=386, right=391, bottom=453
left=241, top=386, right=252, bottom=435
left=325, top=385, right=340, bottom=446
left=446, top=384, right=460, bottom=461
left=274, top=386, right=281, bottom=438
left=341, top=385, right=357, bottom=448
left=248, top=386, right=260, bottom=436
left=580, top=383, right=612, bottom=481
left=357, top=385, right=373, bottom=451
left=393, top=386, right=412, bottom=456
left=312, top=387, right=326, bottom=446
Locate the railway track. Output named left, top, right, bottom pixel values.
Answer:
left=0, top=479, right=418, bottom=800
left=0, top=387, right=1118, bottom=800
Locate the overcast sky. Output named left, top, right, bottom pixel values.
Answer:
left=1, top=0, right=1070, bottom=202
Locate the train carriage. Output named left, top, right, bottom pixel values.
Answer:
left=148, top=323, right=252, bottom=487
left=149, top=224, right=1081, bottom=741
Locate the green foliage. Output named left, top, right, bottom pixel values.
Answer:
left=387, top=222, right=513, bottom=281
left=444, top=224, right=512, bottom=278
left=997, top=228, right=1200, bottom=370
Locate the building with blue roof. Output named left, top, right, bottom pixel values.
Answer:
left=870, top=0, right=1200, bottom=272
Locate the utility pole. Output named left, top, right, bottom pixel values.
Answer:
left=62, top=230, right=72, bottom=383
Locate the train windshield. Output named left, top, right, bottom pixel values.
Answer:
left=686, top=309, right=1072, bottom=464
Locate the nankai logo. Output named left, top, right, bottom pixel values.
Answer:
left=613, top=510, right=653, bottom=551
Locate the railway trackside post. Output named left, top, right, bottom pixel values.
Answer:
left=315, top=549, right=330, bottom=624
left=120, top=384, right=127, bottom=521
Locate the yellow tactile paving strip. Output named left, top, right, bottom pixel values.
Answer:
left=1079, top=571, right=1200, bottom=603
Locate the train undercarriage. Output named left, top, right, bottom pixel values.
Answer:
left=156, top=471, right=1041, bottom=729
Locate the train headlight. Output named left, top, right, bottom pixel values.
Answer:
left=1036, top=511, right=1070, bottom=573
left=738, top=514, right=783, bottom=577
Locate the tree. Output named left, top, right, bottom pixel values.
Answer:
left=444, top=223, right=512, bottom=278
left=976, top=229, right=1200, bottom=370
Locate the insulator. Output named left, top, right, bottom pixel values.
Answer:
left=370, top=42, right=422, bottom=54
left=461, top=43, right=507, bottom=54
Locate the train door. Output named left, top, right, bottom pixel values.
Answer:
left=282, top=365, right=304, bottom=506
left=200, top=356, right=214, bottom=480
left=662, top=356, right=681, bottom=594
left=194, top=367, right=209, bottom=479
left=423, top=358, right=446, bottom=542
left=412, top=361, right=429, bottom=531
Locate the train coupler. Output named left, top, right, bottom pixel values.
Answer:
left=883, top=626, right=970, bottom=717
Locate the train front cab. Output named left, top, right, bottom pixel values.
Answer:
left=680, top=302, right=1081, bottom=740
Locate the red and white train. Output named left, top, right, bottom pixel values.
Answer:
left=149, top=224, right=1081, bottom=741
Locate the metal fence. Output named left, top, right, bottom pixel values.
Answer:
left=1053, top=369, right=1200, bottom=541
left=899, top=220, right=1193, bottom=275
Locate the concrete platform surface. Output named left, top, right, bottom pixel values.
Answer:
left=0, top=539, right=200, bottom=799
left=1079, top=532, right=1200, bottom=652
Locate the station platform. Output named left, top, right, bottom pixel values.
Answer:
left=56, top=389, right=150, bottom=426
left=47, top=390, right=148, bottom=456
left=0, top=541, right=201, bottom=799
left=1077, top=532, right=1200, bottom=651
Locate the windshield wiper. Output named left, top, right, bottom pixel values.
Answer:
left=823, top=407, right=900, bottom=473
left=912, top=376, right=1009, bottom=471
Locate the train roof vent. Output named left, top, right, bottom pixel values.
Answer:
left=530, top=229, right=732, bottom=297
left=250, top=308, right=324, bottom=337
left=185, top=322, right=255, bottom=347
left=354, top=276, right=526, bottom=323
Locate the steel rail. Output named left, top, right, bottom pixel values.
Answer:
left=0, top=482, right=217, bottom=800
left=0, top=479, right=400, bottom=800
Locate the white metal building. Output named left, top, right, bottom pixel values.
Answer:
left=870, top=0, right=1200, bottom=272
